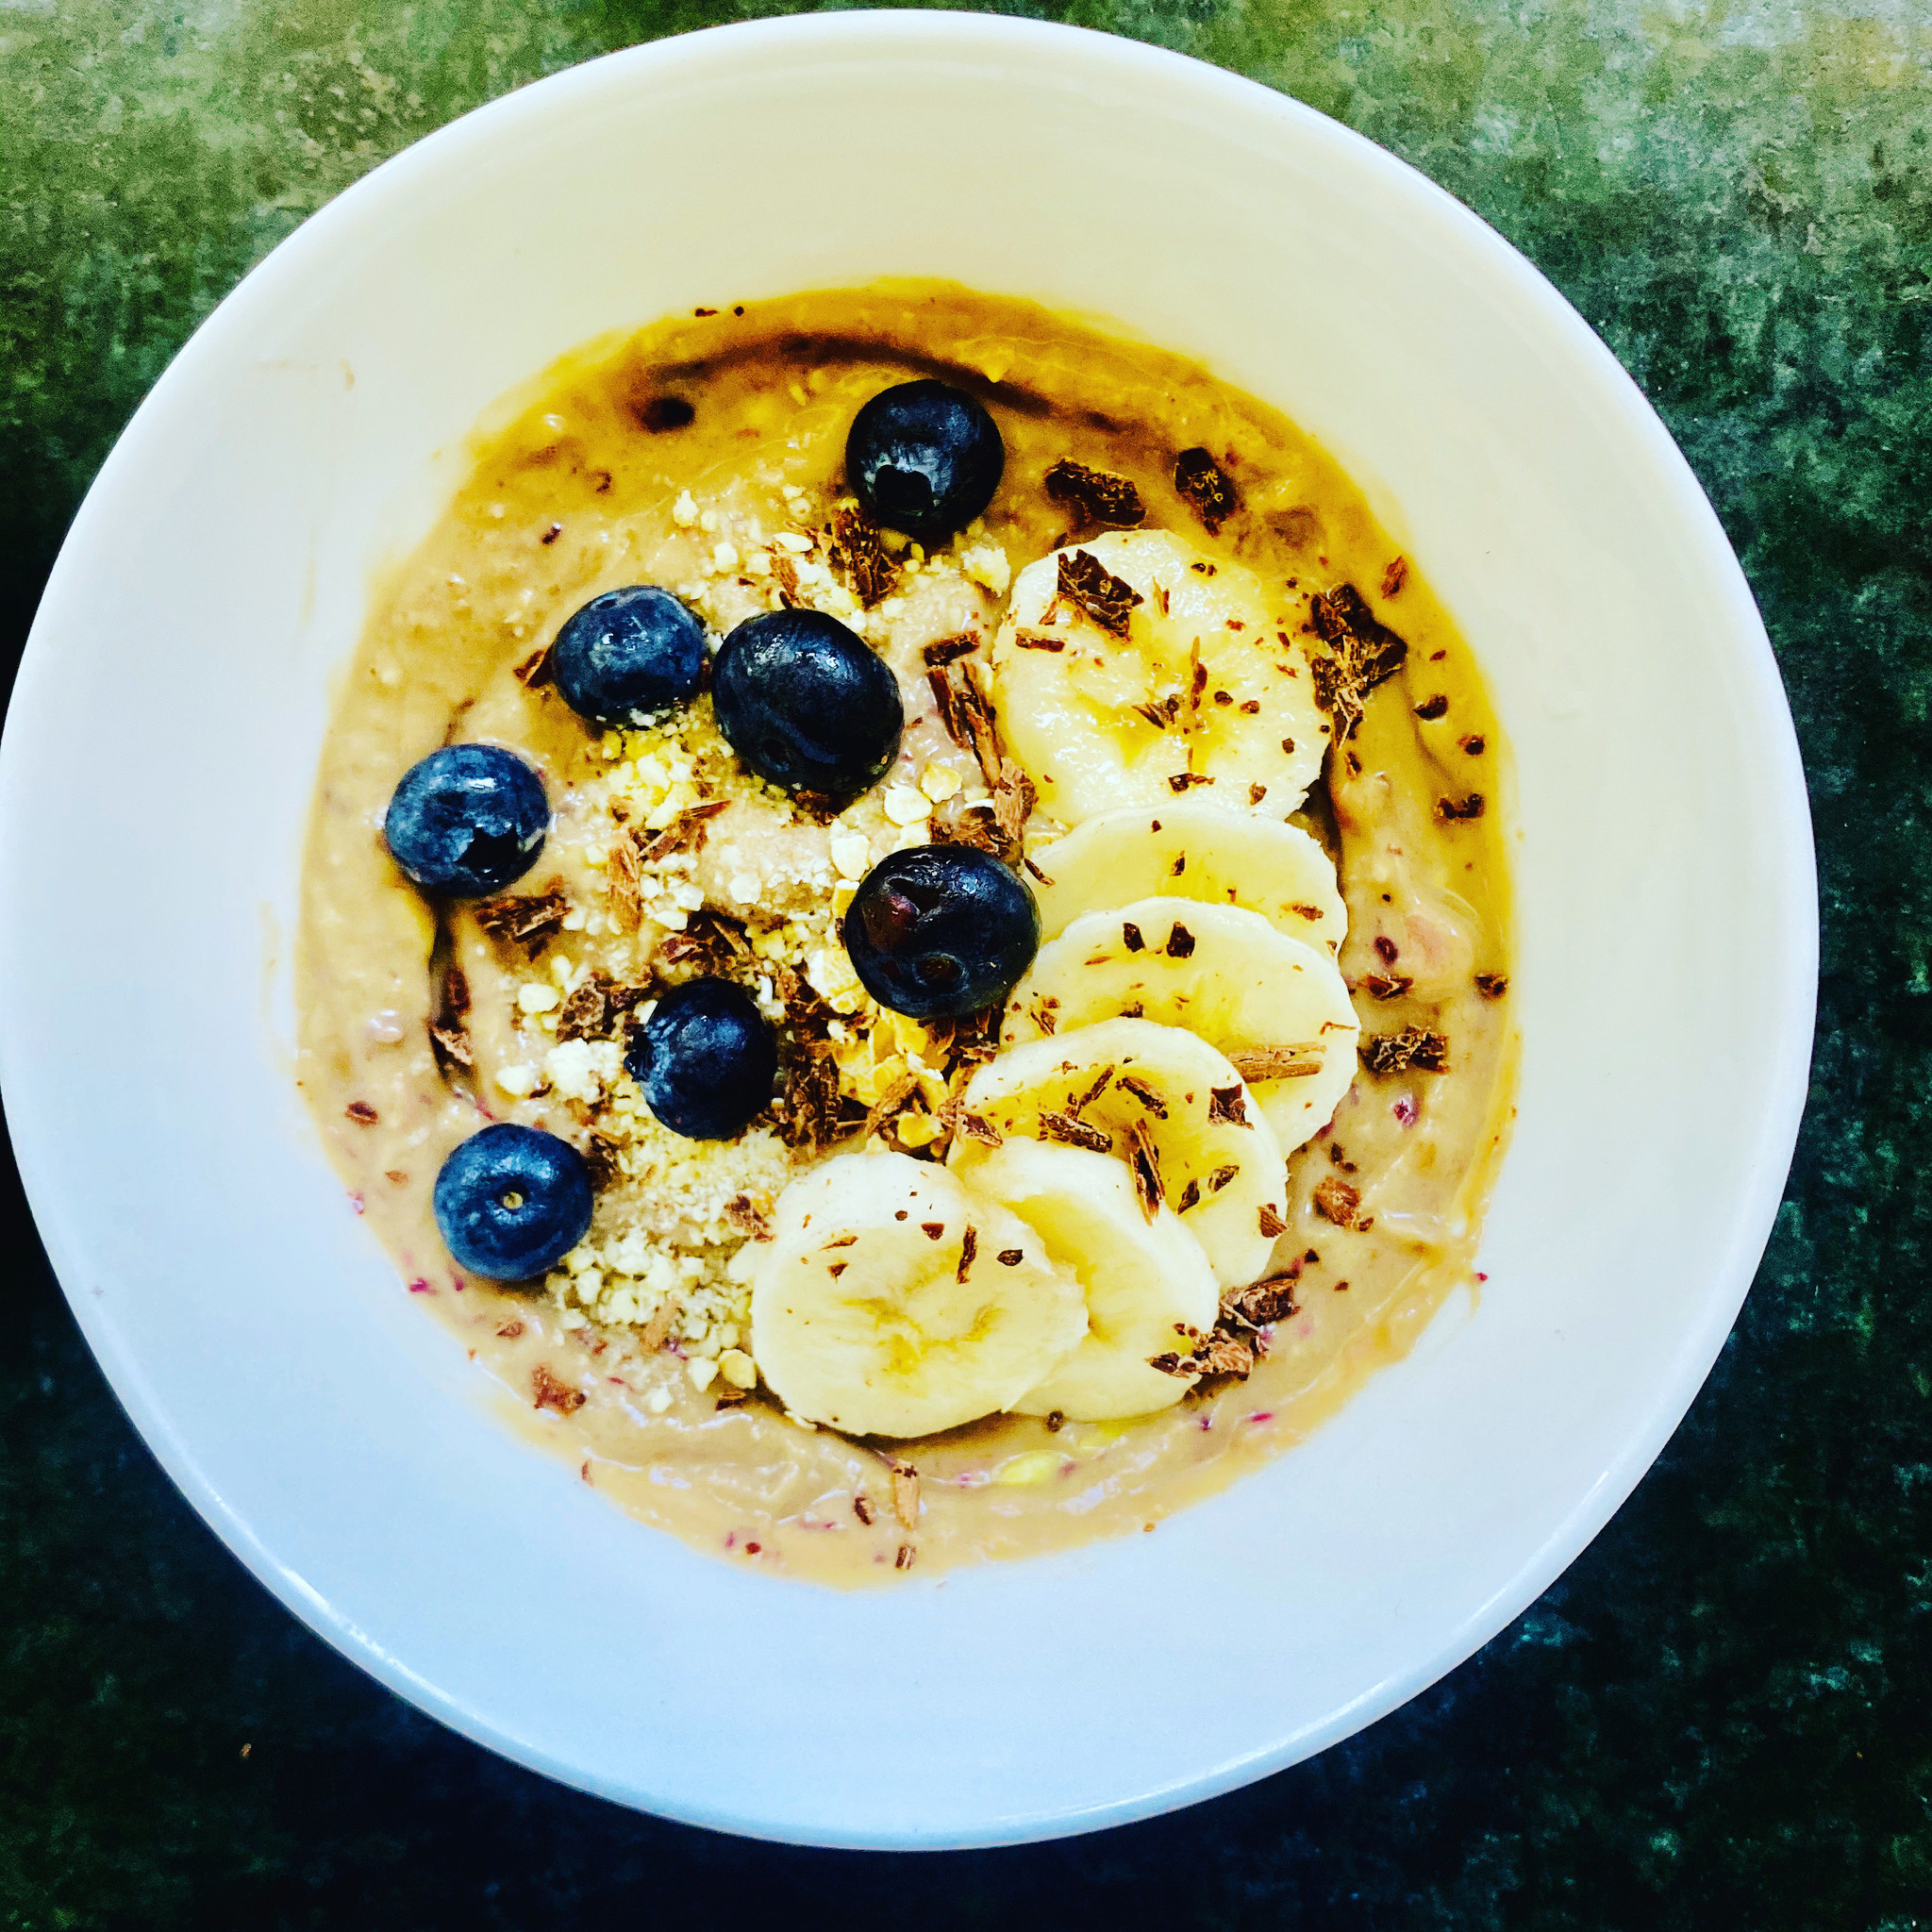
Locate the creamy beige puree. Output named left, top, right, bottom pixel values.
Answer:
left=296, top=284, right=1515, bottom=1584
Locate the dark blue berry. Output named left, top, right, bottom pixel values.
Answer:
left=625, top=978, right=777, bottom=1141
left=846, top=380, right=1005, bottom=547
left=383, top=744, right=549, bottom=897
left=433, top=1124, right=593, bottom=1280
left=712, top=608, right=903, bottom=799
left=551, top=585, right=707, bottom=727
left=843, top=847, right=1039, bottom=1020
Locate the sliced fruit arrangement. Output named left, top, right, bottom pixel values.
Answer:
left=1002, top=897, right=1358, bottom=1157
left=948, top=1016, right=1288, bottom=1290
left=987, top=529, right=1328, bottom=824
left=970, top=1140, right=1221, bottom=1423
left=1026, top=801, right=1346, bottom=956
left=750, top=1152, right=1087, bottom=1439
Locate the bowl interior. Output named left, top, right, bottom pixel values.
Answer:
left=0, top=15, right=1814, bottom=1847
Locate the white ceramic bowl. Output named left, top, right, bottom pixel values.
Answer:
left=0, top=14, right=1814, bottom=1847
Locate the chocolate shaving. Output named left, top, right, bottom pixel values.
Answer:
left=344, top=1101, right=378, bottom=1124
left=1226, top=1043, right=1325, bottom=1080
left=1040, top=1110, right=1112, bottom=1154
left=1208, top=1163, right=1240, bottom=1193
left=958, top=1111, right=1002, bottom=1147
left=1208, top=1085, right=1251, bottom=1127
left=1257, top=1202, right=1290, bottom=1238
left=957, top=1224, right=978, bottom=1282
left=923, top=631, right=980, bottom=667
left=1360, top=974, right=1413, bottom=1003
left=1359, top=1027, right=1449, bottom=1074
left=1313, top=1175, right=1373, bottom=1231
left=1122, top=922, right=1145, bottom=953
left=1224, top=1272, right=1299, bottom=1328
left=724, top=1194, right=773, bottom=1242
left=532, top=1365, right=586, bottom=1414
left=636, top=799, right=730, bottom=865
left=1124, top=1119, right=1164, bottom=1221
left=581, top=1131, right=623, bottom=1189
left=1307, top=584, right=1409, bottom=741
left=1116, top=1073, right=1168, bottom=1118
left=1381, top=556, right=1408, bottom=598
left=853, top=1494, right=874, bottom=1526
left=1174, top=1177, right=1201, bottom=1213
left=714, top=1390, right=750, bottom=1410
left=1014, top=632, right=1066, bottom=652
left=428, top=1022, right=473, bottom=1073
left=927, top=801, right=1009, bottom=861
left=658, top=908, right=752, bottom=976
left=556, top=972, right=649, bottom=1043
left=831, top=504, right=896, bottom=608
left=1173, top=447, right=1239, bottom=534
left=926, top=663, right=1003, bottom=792
left=770, top=552, right=803, bottom=608
left=1057, top=548, right=1143, bottom=638
left=1165, top=922, right=1196, bottom=959
left=777, top=1051, right=841, bottom=1158
left=1414, top=693, right=1449, bottom=721
left=863, top=1070, right=921, bottom=1142
left=606, top=837, right=642, bottom=934
left=495, top=1317, right=525, bottom=1340
left=1043, top=458, right=1146, bottom=531
left=1069, top=1063, right=1117, bottom=1116
left=1166, top=773, right=1214, bottom=792
left=511, top=642, right=554, bottom=689
left=1436, top=792, right=1486, bottom=822
left=991, top=760, right=1035, bottom=855
left=895, top=1543, right=916, bottom=1571
left=997, top=1248, right=1024, bottom=1266
left=1474, top=973, right=1509, bottom=999
left=473, top=882, right=570, bottom=957
left=1132, top=694, right=1183, bottom=731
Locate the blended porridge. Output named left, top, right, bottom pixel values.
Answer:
left=295, top=283, right=1516, bottom=1583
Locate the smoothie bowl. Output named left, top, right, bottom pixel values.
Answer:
left=0, top=15, right=1814, bottom=1844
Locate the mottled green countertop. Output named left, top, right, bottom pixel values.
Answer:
left=2, top=1, right=1928, bottom=1924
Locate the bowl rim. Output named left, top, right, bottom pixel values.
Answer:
left=1, top=8, right=1817, bottom=1846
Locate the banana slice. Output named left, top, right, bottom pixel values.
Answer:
left=988, top=529, right=1329, bottom=824
left=950, top=1017, right=1287, bottom=1287
left=1027, top=801, right=1346, bottom=954
left=1003, top=898, right=1359, bottom=1157
left=969, top=1140, right=1220, bottom=1423
left=750, top=1151, right=1086, bottom=1439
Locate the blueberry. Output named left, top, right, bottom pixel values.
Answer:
left=383, top=743, right=549, bottom=897
left=625, top=977, right=777, bottom=1140
left=843, top=847, right=1039, bottom=1020
left=846, top=380, right=1005, bottom=547
left=551, top=584, right=707, bottom=728
left=712, top=608, right=903, bottom=798
left=433, top=1124, right=593, bottom=1281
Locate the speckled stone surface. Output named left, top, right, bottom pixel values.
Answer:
left=2, top=1, right=1928, bottom=1924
